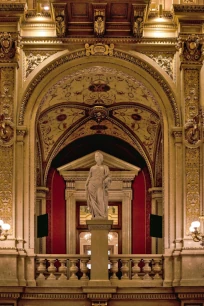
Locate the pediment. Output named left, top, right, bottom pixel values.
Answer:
left=57, top=150, right=140, bottom=174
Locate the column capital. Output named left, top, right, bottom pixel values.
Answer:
left=148, top=187, right=163, bottom=199
left=16, top=126, right=27, bottom=141
left=172, top=127, right=183, bottom=143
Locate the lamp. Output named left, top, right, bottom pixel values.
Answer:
left=189, top=220, right=204, bottom=246
left=0, top=219, right=10, bottom=241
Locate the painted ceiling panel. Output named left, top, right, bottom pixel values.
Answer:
left=38, top=107, right=85, bottom=159
left=40, top=66, right=158, bottom=111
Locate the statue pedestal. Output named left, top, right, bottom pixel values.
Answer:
left=87, top=219, right=113, bottom=281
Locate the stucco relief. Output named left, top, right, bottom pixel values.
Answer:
left=38, top=107, right=85, bottom=160
left=0, top=146, right=13, bottom=231
left=25, top=51, right=55, bottom=79
left=185, top=147, right=200, bottom=234
left=0, top=67, right=14, bottom=233
left=144, top=53, right=174, bottom=80
left=184, top=69, right=199, bottom=122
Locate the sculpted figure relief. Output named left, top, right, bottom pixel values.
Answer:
left=85, top=151, right=111, bottom=219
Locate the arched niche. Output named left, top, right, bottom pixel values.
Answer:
left=17, top=48, right=181, bottom=254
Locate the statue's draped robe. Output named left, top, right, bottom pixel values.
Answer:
left=86, top=164, right=110, bottom=218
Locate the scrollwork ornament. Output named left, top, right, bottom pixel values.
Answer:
left=177, top=34, right=204, bottom=63
left=0, top=115, right=14, bottom=146
left=133, top=16, right=144, bottom=39
left=184, top=115, right=200, bottom=145
left=85, top=43, right=114, bottom=56
left=0, top=32, right=19, bottom=62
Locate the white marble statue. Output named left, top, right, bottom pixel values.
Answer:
left=85, top=151, right=111, bottom=219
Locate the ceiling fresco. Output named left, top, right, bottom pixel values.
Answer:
left=40, top=66, right=158, bottom=111
left=37, top=65, right=161, bottom=170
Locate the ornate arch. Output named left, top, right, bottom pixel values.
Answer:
left=18, top=47, right=180, bottom=127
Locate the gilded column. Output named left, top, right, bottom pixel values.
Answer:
left=177, top=34, right=204, bottom=246
left=0, top=33, right=19, bottom=247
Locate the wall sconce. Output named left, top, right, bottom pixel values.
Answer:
left=0, top=219, right=10, bottom=241
left=189, top=221, right=204, bottom=246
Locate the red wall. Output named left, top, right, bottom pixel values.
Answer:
left=132, top=167, right=151, bottom=254
left=46, top=168, right=66, bottom=254
left=47, top=166, right=151, bottom=254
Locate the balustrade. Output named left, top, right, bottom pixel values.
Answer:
left=35, top=254, right=163, bottom=286
left=109, top=254, right=163, bottom=282
left=36, top=254, right=90, bottom=282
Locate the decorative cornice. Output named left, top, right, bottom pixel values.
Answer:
left=21, top=293, right=87, bottom=299
left=0, top=3, right=25, bottom=12
left=112, top=293, right=177, bottom=300
left=21, top=37, right=177, bottom=46
left=173, top=4, right=204, bottom=13
left=0, top=293, right=20, bottom=299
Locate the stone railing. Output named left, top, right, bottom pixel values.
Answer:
left=109, top=254, right=163, bottom=286
left=35, top=254, right=163, bottom=286
left=35, top=254, right=90, bottom=285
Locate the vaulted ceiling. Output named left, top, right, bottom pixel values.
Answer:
left=37, top=65, right=162, bottom=181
